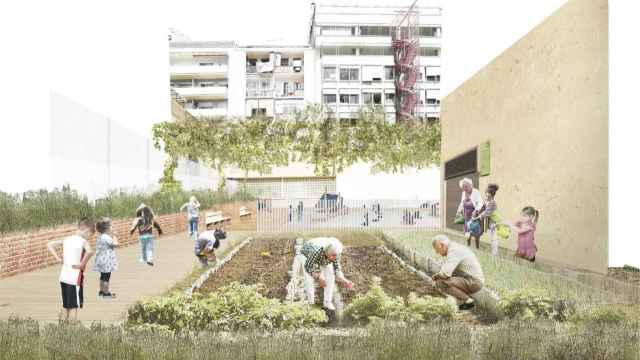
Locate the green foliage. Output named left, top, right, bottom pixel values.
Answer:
left=405, top=292, right=457, bottom=322
left=344, top=277, right=406, bottom=322
left=0, top=186, right=254, bottom=234
left=158, top=156, right=182, bottom=192
left=570, top=305, right=640, bottom=326
left=152, top=105, right=441, bottom=178
left=498, top=289, right=574, bottom=321
left=126, top=282, right=327, bottom=333
left=344, top=277, right=456, bottom=324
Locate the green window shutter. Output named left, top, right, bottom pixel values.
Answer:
left=479, top=141, right=491, bottom=176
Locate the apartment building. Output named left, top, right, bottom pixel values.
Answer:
left=309, top=3, right=442, bottom=122
left=169, top=2, right=441, bottom=122
left=167, top=1, right=442, bottom=200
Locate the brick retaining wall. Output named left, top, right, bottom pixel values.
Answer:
left=0, top=201, right=256, bottom=279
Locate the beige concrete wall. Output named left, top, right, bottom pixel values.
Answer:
left=440, top=0, right=608, bottom=273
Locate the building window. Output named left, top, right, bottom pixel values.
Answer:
left=171, top=80, right=192, bottom=88
left=420, top=47, right=440, bottom=57
left=323, top=66, right=337, bottom=81
left=359, top=26, right=391, bottom=36
left=339, top=47, right=357, bottom=55
left=426, top=75, right=441, bottom=83
left=426, top=98, right=441, bottom=105
left=199, top=62, right=215, bottom=66
left=384, top=66, right=394, bottom=80
left=252, top=108, right=267, bottom=117
left=321, top=47, right=357, bottom=56
left=419, top=26, right=441, bottom=37
left=360, top=47, right=393, bottom=56
left=363, top=92, right=382, bottom=105
left=427, top=116, right=440, bottom=122
left=323, top=94, right=337, bottom=104
left=321, top=26, right=356, bottom=36
left=340, top=67, right=359, bottom=81
left=339, top=94, right=359, bottom=104
left=385, top=93, right=395, bottom=105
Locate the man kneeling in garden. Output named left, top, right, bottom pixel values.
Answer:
left=301, top=237, right=353, bottom=311
left=432, top=234, right=484, bottom=310
left=194, top=220, right=226, bottom=268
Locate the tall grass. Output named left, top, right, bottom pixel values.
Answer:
left=0, top=185, right=255, bottom=234
left=385, top=231, right=623, bottom=309
left=2, top=318, right=638, bottom=360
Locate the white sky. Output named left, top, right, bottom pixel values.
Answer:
left=0, top=0, right=638, bottom=266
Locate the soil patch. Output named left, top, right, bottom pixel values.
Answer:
left=329, top=246, right=441, bottom=305
left=197, top=236, right=295, bottom=300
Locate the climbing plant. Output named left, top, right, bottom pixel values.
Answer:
left=152, top=104, right=440, bottom=181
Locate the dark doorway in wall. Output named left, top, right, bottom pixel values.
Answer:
left=444, top=148, right=478, bottom=231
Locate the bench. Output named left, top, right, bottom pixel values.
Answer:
left=205, top=211, right=231, bottom=225
left=239, top=206, right=252, bottom=217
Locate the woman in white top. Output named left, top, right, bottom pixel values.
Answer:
left=180, top=196, right=201, bottom=238
left=456, top=178, right=484, bottom=248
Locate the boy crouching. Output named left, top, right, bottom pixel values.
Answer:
left=194, top=220, right=227, bottom=268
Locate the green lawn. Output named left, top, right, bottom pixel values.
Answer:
left=384, top=230, right=622, bottom=309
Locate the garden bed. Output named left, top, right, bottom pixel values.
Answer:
left=196, top=233, right=440, bottom=307
left=196, top=235, right=295, bottom=300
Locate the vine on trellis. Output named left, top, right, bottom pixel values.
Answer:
left=152, top=105, right=440, bottom=185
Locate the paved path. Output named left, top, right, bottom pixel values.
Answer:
left=0, top=231, right=253, bottom=323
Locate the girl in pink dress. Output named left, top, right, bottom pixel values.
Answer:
left=509, top=206, right=539, bottom=262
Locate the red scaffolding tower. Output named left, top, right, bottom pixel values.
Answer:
left=392, top=0, right=420, bottom=122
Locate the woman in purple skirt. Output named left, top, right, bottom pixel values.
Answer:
left=456, top=178, right=484, bottom=248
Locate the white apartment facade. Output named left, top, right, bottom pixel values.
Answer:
left=169, top=2, right=442, bottom=122
left=310, top=3, right=442, bottom=122
left=168, top=2, right=442, bottom=201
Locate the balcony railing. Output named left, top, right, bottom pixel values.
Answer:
left=186, top=108, right=227, bottom=118
left=247, top=65, right=304, bottom=74
left=247, top=89, right=275, bottom=98
left=173, top=86, right=228, bottom=98
left=171, top=64, right=228, bottom=75
left=275, top=89, right=304, bottom=98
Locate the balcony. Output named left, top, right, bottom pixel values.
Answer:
left=173, top=86, right=227, bottom=99
left=315, top=35, right=390, bottom=48
left=170, top=64, right=227, bottom=78
left=247, top=89, right=274, bottom=98
left=247, top=65, right=304, bottom=75
left=274, top=66, right=304, bottom=75
left=186, top=108, right=227, bottom=118
left=275, top=89, right=304, bottom=98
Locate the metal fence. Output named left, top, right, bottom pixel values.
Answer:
left=256, top=198, right=440, bottom=232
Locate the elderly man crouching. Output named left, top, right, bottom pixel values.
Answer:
left=432, top=234, right=485, bottom=310
left=301, top=237, right=353, bottom=311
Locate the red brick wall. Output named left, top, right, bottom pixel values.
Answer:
left=0, top=201, right=256, bottom=279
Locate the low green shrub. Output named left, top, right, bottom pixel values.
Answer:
left=405, top=292, right=457, bottom=322
left=344, top=277, right=456, bottom=324
left=570, top=305, right=640, bottom=326
left=126, top=282, right=327, bottom=333
left=344, top=277, right=408, bottom=323
left=498, top=289, right=574, bottom=321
